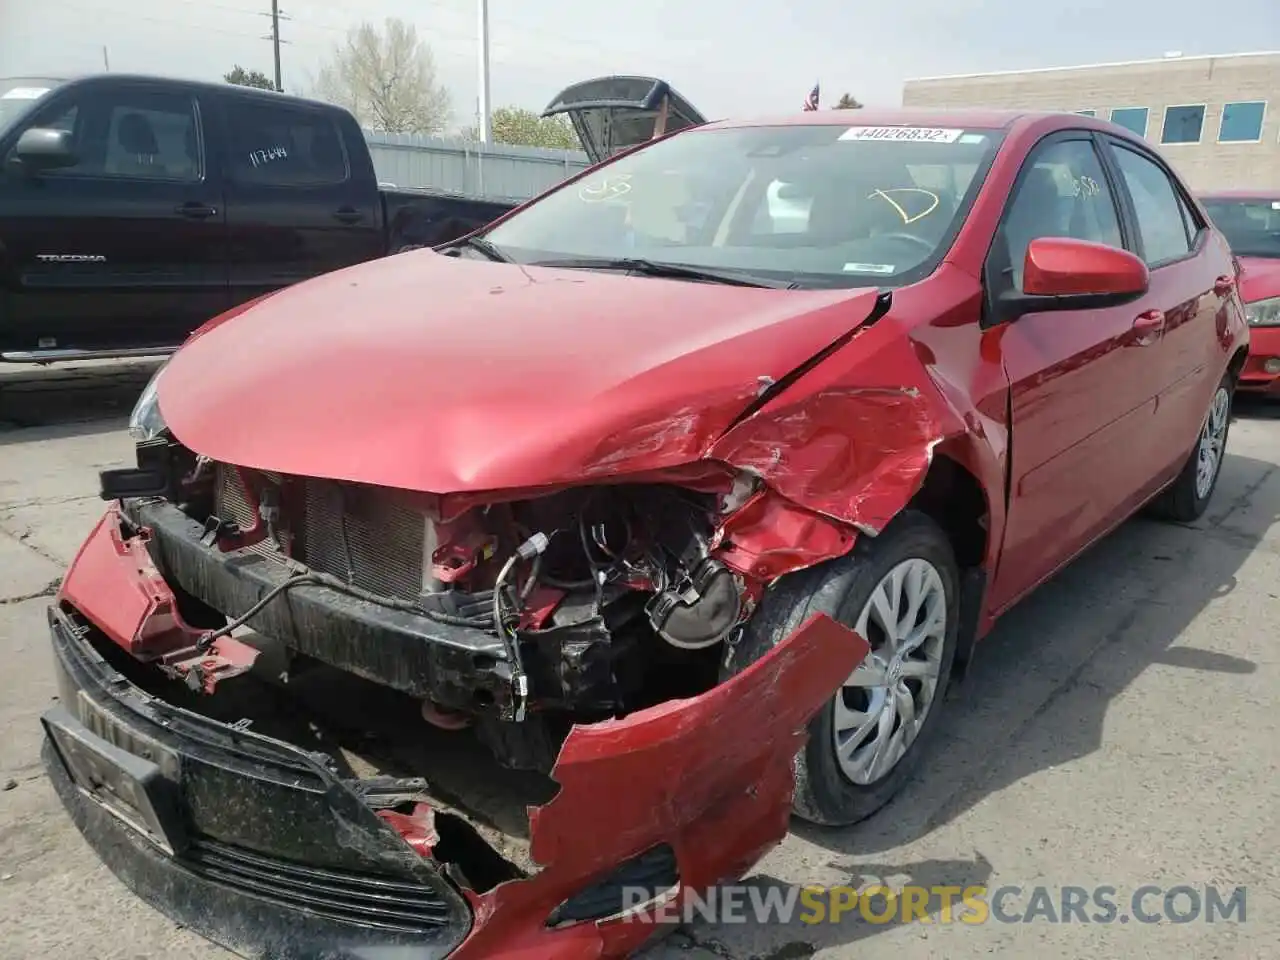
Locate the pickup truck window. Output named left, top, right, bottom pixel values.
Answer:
left=10, top=86, right=201, bottom=182
left=224, top=100, right=348, bottom=187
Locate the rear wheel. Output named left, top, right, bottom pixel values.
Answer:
left=1149, top=373, right=1233, bottom=523
left=721, top=510, right=959, bottom=826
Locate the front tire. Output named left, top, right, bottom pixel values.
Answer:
left=721, top=510, right=959, bottom=826
left=1149, top=373, right=1233, bottom=523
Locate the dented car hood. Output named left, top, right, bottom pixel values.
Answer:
left=158, top=251, right=884, bottom=492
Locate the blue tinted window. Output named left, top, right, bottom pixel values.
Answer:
left=1161, top=105, right=1205, bottom=144
left=1219, top=101, right=1266, bottom=142
left=1110, top=107, right=1148, bottom=137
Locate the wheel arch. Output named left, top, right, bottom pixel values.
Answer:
left=1228, top=345, right=1248, bottom=383
left=905, top=453, right=988, bottom=568
left=903, top=452, right=991, bottom=677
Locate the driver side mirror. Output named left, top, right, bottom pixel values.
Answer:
left=11, top=127, right=78, bottom=174
left=999, top=236, right=1148, bottom=321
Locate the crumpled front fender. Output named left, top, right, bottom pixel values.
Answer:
left=711, top=331, right=969, bottom=538
left=452, top=612, right=869, bottom=959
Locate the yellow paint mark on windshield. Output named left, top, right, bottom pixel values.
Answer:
left=869, top=188, right=940, bottom=225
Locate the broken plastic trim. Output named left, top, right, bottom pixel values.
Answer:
left=544, top=844, right=679, bottom=928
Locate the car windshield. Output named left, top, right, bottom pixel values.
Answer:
left=1202, top=197, right=1280, bottom=259
left=0, top=78, right=62, bottom=137
left=479, top=122, right=1004, bottom=288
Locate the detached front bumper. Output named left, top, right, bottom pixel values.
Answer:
left=44, top=504, right=869, bottom=958
left=43, top=604, right=473, bottom=959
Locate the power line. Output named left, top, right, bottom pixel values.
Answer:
left=59, top=0, right=715, bottom=94
left=150, top=0, right=708, bottom=77
left=61, top=1, right=267, bottom=41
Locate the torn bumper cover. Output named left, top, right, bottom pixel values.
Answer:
left=42, top=505, right=869, bottom=959
left=43, top=605, right=473, bottom=959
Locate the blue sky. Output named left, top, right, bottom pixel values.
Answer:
left=2, top=0, right=1278, bottom=134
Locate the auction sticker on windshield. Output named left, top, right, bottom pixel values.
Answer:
left=839, top=126, right=964, bottom=143
left=1, top=87, right=50, bottom=100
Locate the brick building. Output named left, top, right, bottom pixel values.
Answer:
left=902, top=51, right=1280, bottom=191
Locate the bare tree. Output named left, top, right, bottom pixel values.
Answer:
left=313, top=18, right=450, bottom=134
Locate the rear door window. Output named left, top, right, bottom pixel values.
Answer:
left=224, top=100, right=349, bottom=187
left=1107, top=144, right=1193, bottom=266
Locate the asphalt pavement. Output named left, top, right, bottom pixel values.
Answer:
left=1, top=361, right=1276, bottom=959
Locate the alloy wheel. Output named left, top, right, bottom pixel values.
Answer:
left=1195, top=386, right=1231, bottom=500
left=832, top=558, right=947, bottom=785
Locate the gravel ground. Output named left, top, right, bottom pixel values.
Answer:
left=1, top=360, right=1276, bottom=959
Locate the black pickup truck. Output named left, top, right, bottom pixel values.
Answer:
left=0, top=74, right=520, bottom=362
left=0, top=72, right=708, bottom=363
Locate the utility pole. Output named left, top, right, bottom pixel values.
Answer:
left=101, top=46, right=110, bottom=71
left=477, top=0, right=492, bottom=143
left=261, top=1, right=290, bottom=92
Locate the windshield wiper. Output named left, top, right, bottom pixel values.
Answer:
left=531, top=256, right=798, bottom=289
left=447, top=236, right=513, bottom=262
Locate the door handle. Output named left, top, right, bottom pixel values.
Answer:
left=175, top=202, right=217, bottom=219
left=1132, top=309, right=1165, bottom=345
left=1214, top=274, right=1236, bottom=296
left=332, top=207, right=364, bottom=224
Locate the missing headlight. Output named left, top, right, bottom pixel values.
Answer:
left=129, top=360, right=169, bottom=442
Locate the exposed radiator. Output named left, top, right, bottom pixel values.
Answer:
left=213, top=464, right=427, bottom=602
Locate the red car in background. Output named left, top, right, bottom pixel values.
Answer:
left=42, top=84, right=1248, bottom=960
left=1201, top=191, right=1280, bottom=394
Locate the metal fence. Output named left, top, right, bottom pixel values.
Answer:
left=364, top=130, right=592, bottom=202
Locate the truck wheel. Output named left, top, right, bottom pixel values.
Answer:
left=1147, top=372, right=1233, bottom=523
left=721, top=510, right=959, bottom=826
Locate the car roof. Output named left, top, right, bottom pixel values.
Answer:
left=704, top=107, right=1054, bottom=131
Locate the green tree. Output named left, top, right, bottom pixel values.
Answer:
left=464, top=107, right=580, bottom=150
left=833, top=93, right=864, bottom=110
left=225, top=65, right=276, bottom=91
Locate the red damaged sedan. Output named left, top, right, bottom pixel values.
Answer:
left=43, top=86, right=1247, bottom=960
left=1200, top=190, right=1280, bottom=395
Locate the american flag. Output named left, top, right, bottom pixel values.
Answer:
left=803, top=82, right=820, bottom=111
